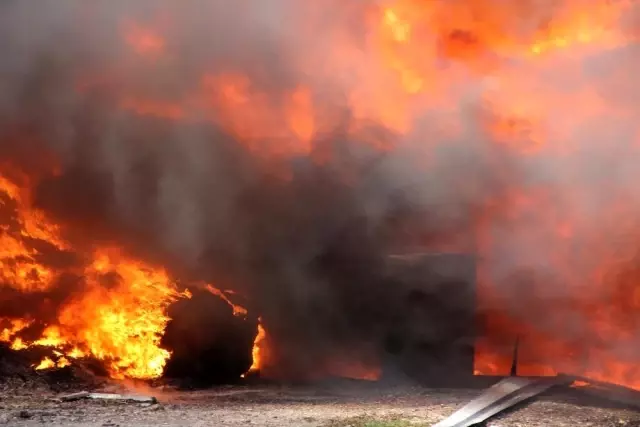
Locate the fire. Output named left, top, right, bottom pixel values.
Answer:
left=123, top=21, right=166, bottom=57
left=3, top=246, right=191, bottom=379
left=34, top=356, right=70, bottom=371
left=0, top=172, right=190, bottom=379
left=119, top=96, right=186, bottom=120
left=360, top=0, right=640, bottom=389
left=34, top=357, right=56, bottom=371
left=244, top=319, right=267, bottom=376
left=0, top=167, right=264, bottom=381
left=51, top=249, right=191, bottom=379
left=326, top=359, right=382, bottom=382
left=4, top=0, right=640, bottom=386
left=204, top=284, right=248, bottom=318
left=0, top=174, right=66, bottom=293
left=82, top=2, right=640, bottom=386
left=1, top=319, right=31, bottom=342
left=10, top=337, right=27, bottom=351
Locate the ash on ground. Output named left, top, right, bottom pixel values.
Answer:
left=1, top=374, right=640, bottom=427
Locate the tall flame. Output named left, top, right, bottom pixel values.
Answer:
left=0, top=172, right=190, bottom=379
left=188, top=285, right=266, bottom=380
left=245, top=319, right=267, bottom=376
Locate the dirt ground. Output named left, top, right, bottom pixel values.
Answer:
left=1, top=379, right=639, bottom=427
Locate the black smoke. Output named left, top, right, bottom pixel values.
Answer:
left=0, top=1, right=547, bottom=383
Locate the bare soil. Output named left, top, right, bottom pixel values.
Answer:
left=1, top=379, right=639, bottom=427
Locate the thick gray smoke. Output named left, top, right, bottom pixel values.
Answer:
left=3, top=0, right=640, bottom=383
left=0, top=0, right=487, bottom=380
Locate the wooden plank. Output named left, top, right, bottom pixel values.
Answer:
left=88, top=393, right=157, bottom=403
left=54, top=391, right=157, bottom=404
left=56, top=391, right=90, bottom=402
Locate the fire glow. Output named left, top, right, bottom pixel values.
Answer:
left=0, top=170, right=275, bottom=379
left=1, top=0, right=640, bottom=387
left=0, top=174, right=188, bottom=379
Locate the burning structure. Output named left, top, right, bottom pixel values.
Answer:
left=1, top=0, right=640, bottom=390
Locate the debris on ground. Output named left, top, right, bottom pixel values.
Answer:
left=56, top=391, right=157, bottom=404
left=1, top=381, right=640, bottom=426
left=57, top=391, right=91, bottom=401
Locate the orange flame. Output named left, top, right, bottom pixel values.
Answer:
left=365, top=0, right=640, bottom=389
left=123, top=21, right=166, bottom=57
left=244, top=318, right=267, bottom=377
left=34, top=356, right=70, bottom=371
left=5, top=248, right=191, bottom=379
left=34, top=357, right=56, bottom=371
left=204, top=284, right=248, bottom=318
left=1, top=319, right=32, bottom=342
left=0, top=175, right=66, bottom=293
left=0, top=173, right=190, bottom=379
left=54, top=250, right=191, bottom=379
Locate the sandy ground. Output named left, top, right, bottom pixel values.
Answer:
left=1, top=380, right=639, bottom=427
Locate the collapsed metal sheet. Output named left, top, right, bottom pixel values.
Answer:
left=433, top=376, right=572, bottom=427
left=563, top=374, right=640, bottom=410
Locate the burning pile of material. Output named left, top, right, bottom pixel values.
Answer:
left=0, top=169, right=263, bottom=380
left=1, top=0, right=640, bottom=387
left=0, top=171, right=173, bottom=377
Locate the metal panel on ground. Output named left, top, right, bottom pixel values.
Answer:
left=433, top=375, right=572, bottom=427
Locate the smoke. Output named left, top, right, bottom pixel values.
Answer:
left=0, top=0, right=441, bottom=380
left=2, top=0, right=640, bottom=382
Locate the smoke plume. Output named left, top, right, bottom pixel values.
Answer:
left=1, top=0, right=640, bottom=384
